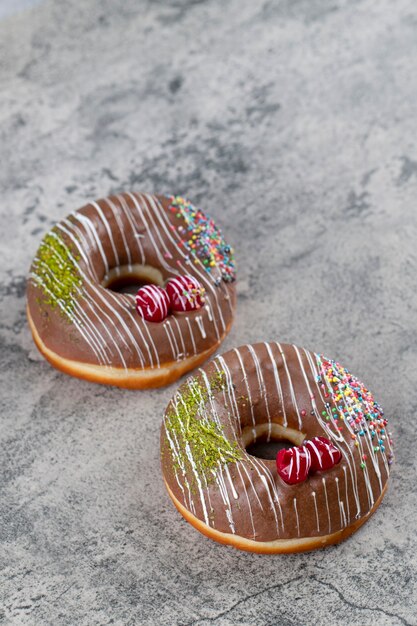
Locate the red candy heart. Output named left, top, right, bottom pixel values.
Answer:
left=276, top=446, right=311, bottom=485
left=166, top=275, right=205, bottom=312
left=305, top=437, right=342, bottom=472
left=135, top=285, right=170, bottom=322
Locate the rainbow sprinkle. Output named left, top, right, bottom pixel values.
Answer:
left=315, top=355, right=393, bottom=465
left=167, top=195, right=236, bottom=283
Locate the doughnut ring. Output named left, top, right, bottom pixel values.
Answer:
left=160, top=342, right=393, bottom=553
left=27, top=193, right=236, bottom=388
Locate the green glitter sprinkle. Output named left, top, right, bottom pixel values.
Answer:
left=32, top=230, right=82, bottom=319
left=165, top=372, right=242, bottom=483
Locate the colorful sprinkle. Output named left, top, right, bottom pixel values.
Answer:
left=315, top=354, right=393, bottom=464
left=168, top=195, right=236, bottom=283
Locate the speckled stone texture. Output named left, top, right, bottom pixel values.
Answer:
left=1, top=0, right=416, bottom=624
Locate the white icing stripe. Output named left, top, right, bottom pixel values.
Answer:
left=185, top=317, right=197, bottom=355
left=225, top=463, right=239, bottom=500
left=235, top=464, right=256, bottom=538
left=258, top=473, right=281, bottom=535
left=293, top=498, right=300, bottom=537
left=312, top=492, right=320, bottom=532
left=166, top=425, right=196, bottom=514
left=127, top=193, right=174, bottom=271
left=90, top=201, right=120, bottom=268
left=276, top=342, right=303, bottom=429
left=72, top=211, right=110, bottom=276
left=251, top=455, right=284, bottom=532
left=195, top=315, right=206, bottom=339
left=247, top=344, right=272, bottom=440
left=343, top=466, right=351, bottom=524
left=264, top=342, right=287, bottom=427
left=61, top=218, right=100, bottom=282
left=166, top=319, right=180, bottom=361
left=103, top=197, right=133, bottom=268
left=239, top=462, right=264, bottom=512
left=216, top=463, right=236, bottom=533
left=172, top=316, right=187, bottom=358
left=163, top=323, right=177, bottom=360
left=322, top=477, right=331, bottom=533
left=212, top=359, right=242, bottom=436
left=233, top=347, right=256, bottom=440
left=335, top=477, right=347, bottom=528
left=116, top=194, right=146, bottom=264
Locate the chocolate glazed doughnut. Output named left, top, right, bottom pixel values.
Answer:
left=160, top=342, right=394, bottom=553
left=26, top=194, right=236, bottom=388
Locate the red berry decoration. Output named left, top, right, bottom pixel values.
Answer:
left=329, top=442, right=342, bottom=465
left=276, top=446, right=311, bottom=485
left=166, top=275, right=205, bottom=312
left=135, top=285, right=170, bottom=323
left=305, top=437, right=342, bottom=472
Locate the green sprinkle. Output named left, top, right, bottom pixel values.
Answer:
left=165, top=372, right=242, bottom=485
left=32, top=230, right=82, bottom=319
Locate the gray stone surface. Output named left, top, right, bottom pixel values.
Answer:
left=1, top=0, right=416, bottom=624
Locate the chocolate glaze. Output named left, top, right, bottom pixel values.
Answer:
left=161, top=342, right=393, bottom=542
left=27, top=193, right=236, bottom=370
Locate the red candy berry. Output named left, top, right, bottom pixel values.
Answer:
left=135, top=285, right=170, bottom=322
left=329, top=442, right=342, bottom=465
left=305, top=437, right=342, bottom=472
left=166, top=275, right=205, bottom=312
left=276, top=446, right=311, bottom=485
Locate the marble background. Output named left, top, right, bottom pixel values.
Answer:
left=1, top=0, right=417, bottom=624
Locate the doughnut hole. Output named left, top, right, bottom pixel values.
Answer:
left=102, top=264, right=164, bottom=295
left=243, top=424, right=306, bottom=461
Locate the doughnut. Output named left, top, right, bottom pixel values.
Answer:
left=160, top=342, right=393, bottom=553
left=26, top=193, right=236, bottom=388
